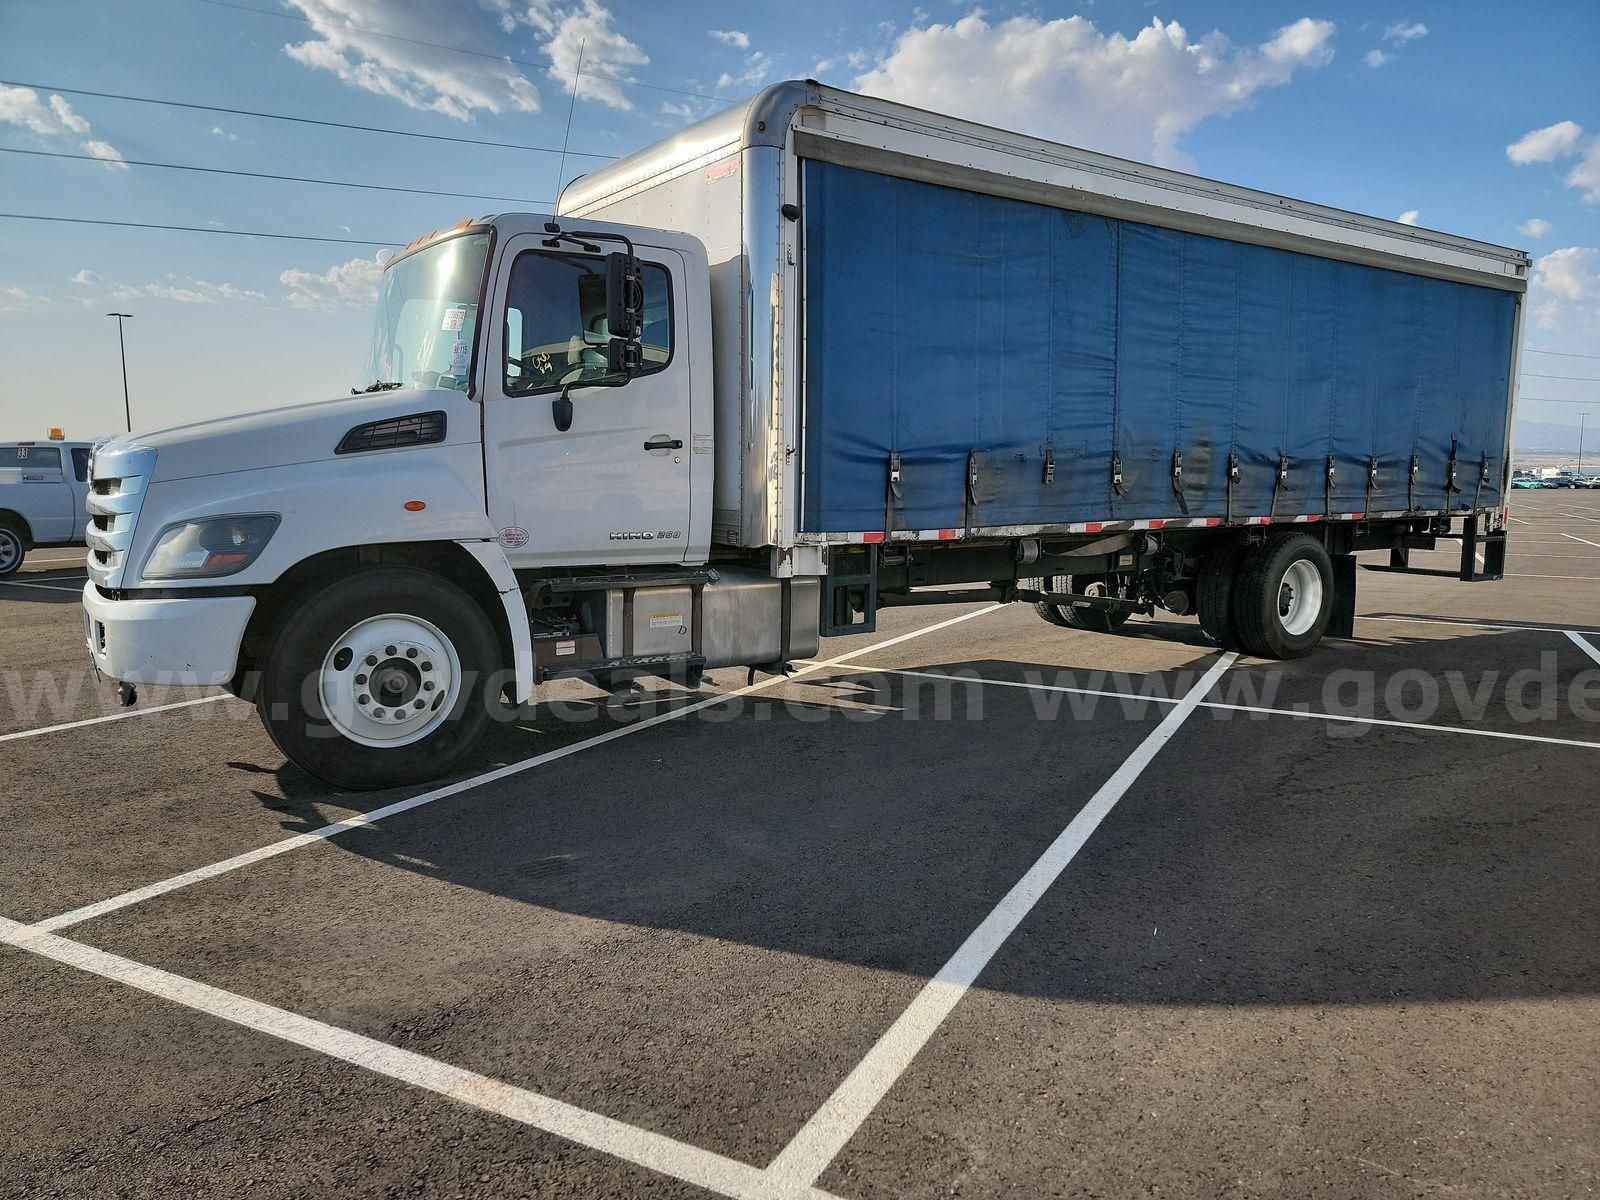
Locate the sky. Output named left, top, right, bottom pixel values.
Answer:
left=0, top=0, right=1596, bottom=442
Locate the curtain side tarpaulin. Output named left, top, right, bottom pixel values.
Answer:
left=800, top=160, right=1516, bottom=534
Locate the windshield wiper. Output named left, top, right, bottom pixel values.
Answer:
left=352, top=379, right=404, bottom=394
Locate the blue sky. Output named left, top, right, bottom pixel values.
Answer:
left=1, top=0, right=1596, bottom=441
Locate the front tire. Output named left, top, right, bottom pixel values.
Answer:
left=256, top=568, right=502, bottom=790
left=0, top=521, right=25, bottom=578
left=1026, top=574, right=1132, bottom=635
left=1232, top=533, right=1334, bottom=659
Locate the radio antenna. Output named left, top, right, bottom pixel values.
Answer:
left=553, top=37, right=586, bottom=212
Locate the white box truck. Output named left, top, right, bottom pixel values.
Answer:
left=82, top=82, right=1525, bottom=788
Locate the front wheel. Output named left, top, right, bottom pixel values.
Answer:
left=0, top=521, right=25, bottom=577
left=1026, top=574, right=1132, bottom=635
left=256, top=568, right=502, bottom=789
left=1232, top=534, right=1334, bottom=659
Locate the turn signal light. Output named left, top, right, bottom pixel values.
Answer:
left=404, top=500, right=427, bottom=511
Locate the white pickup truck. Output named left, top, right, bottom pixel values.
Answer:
left=0, top=439, right=95, bottom=576
left=81, top=82, right=1519, bottom=791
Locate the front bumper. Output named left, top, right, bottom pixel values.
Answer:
left=82, top=581, right=256, bottom=686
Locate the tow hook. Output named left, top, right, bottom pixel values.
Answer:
left=116, top=681, right=138, bottom=708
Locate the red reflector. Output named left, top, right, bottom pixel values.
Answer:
left=861, top=531, right=885, bottom=543
left=404, top=500, right=427, bottom=512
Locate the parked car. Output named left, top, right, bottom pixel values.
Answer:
left=0, top=440, right=94, bottom=576
left=1511, top=476, right=1543, bottom=489
left=1542, top=476, right=1576, bottom=488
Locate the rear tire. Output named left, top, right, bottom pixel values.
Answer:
left=1026, top=574, right=1131, bottom=634
left=1232, top=533, right=1334, bottom=659
left=255, top=567, right=502, bottom=790
left=0, top=521, right=24, bottom=578
left=1196, top=539, right=1248, bottom=650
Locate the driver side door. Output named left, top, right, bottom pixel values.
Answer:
left=482, top=236, right=693, bottom=568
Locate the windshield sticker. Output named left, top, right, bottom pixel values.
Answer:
left=448, top=339, right=471, bottom=375
left=440, top=307, right=466, bottom=332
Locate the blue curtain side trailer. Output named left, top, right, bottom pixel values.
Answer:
left=562, top=82, right=1528, bottom=659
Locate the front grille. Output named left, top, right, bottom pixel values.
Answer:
left=84, top=443, right=156, bottom=588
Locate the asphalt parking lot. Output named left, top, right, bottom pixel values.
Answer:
left=2, top=496, right=1598, bottom=1200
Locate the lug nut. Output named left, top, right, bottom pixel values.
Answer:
left=423, top=681, right=434, bottom=692
left=385, top=644, right=397, bottom=656
left=406, top=647, right=418, bottom=658
left=355, top=674, right=367, bottom=685
left=413, top=699, right=425, bottom=710
left=365, top=655, right=377, bottom=666
left=358, top=694, right=370, bottom=705
left=373, top=708, right=386, bottom=718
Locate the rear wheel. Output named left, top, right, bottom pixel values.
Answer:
left=1196, top=539, right=1248, bottom=650
left=1026, top=574, right=1131, bottom=634
left=256, top=567, right=502, bottom=790
left=1232, top=533, right=1334, bottom=659
left=0, top=521, right=24, bottom=577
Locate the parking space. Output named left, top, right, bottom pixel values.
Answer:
left=2, top=499, right=1598, bottom=1198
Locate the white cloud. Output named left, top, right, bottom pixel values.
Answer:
left=716, top=51, right=774, bottom=92
left=0, top=84, right=128, bottom=165
left=95, top=276, right=267, bottom=305
left=1364, top=49, right=1391, bottom=68
left=709, top=29, right=749, bottom=50
left=210, top=125, right=239, bottom=141
left=280, top=253, right=385, bottom=310
left=82, top=140, right=129, bottom=169
left=1382, top=21, right=1428, bottom=41
left=505, top=0, right=650, bottom=111
left=1528, top=246, right=1600, bottom=344
left=1520, top=218, right=1552, bottom=238
left=47, top=94, right=89, bottom=134
left=1506, top=121, right=1600, bottom=203
left=1397, top=209, right=1420, bottom=225
left=1507, top=120, right=1585, bottom=164
left=854, top=14, right=1336, bottom=170
left=0, top=284, right=48, bottom=314
left=282, top=0, right=542, bottom=120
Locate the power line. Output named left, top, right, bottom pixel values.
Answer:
left=0, top=213, right=394, bottom=246
left=1522, top=371, right=1600, bottom=383
left=190, top=0, right=729, bottom=105
left=0, top=145, right=551, bottom=206
left=0, top=78, right=615, bottom=158
left=1524, top=348, right=1600, bottom=361
left=1519, top=396, right=1597, bottom=405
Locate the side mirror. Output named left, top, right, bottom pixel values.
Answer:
left=605, top=251, right=645, bottom=353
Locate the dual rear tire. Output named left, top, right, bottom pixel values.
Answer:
left=1198, top=533, right=1335, bottom=659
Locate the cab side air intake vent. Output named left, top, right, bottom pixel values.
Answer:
left=336, top=411, right=447, bottom=455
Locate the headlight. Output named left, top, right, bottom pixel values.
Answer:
left=141, top=514, right=280, bottom=580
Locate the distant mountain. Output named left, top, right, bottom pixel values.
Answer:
left=1515, top=418, right=1593, bottom=454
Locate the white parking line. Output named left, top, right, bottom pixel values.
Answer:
left=34, top=604, right=1005, bottom=933
left=0, top=577, right=86, bottom=593
left=765, top=652, right=1238, bottom=1188
left=842, top=667, right=1600, bottom=752
left=1506, top=572, right=1600, bottom=581
left=0, top=695, right=233, bottom=744
left=1567, top=631, right=1600, bottom=668
left=1358, top=614, right=1600, bottom=636
left=0, top=917, right=839, bottom=1200
left=1559, top=532, right=1600, bottom=551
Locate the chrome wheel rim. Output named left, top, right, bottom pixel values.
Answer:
left=1277, top=559, right=1324, bottom=637
left=318, top=613, right=461, bottom=749
left=0, top=531, right=19, bottom=574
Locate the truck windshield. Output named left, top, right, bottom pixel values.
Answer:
left=359, top=232, right=491, bottom=393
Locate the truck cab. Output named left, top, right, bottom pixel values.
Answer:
left=82, top=214, right=745, bottom=789
left=0, top=438, right=94, bottom=576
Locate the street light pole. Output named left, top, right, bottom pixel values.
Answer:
left=106, top=312, right=133, bottom=432
left=1580, top=412, right=1588, bottom=477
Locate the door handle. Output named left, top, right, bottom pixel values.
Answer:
left=643, top=436, right=683, bottom=451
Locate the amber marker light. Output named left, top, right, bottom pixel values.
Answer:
left=404, top=500, right=427, bottom=512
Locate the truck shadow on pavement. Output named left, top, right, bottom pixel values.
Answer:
left=242, top=633, right=1600, bottom=1007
